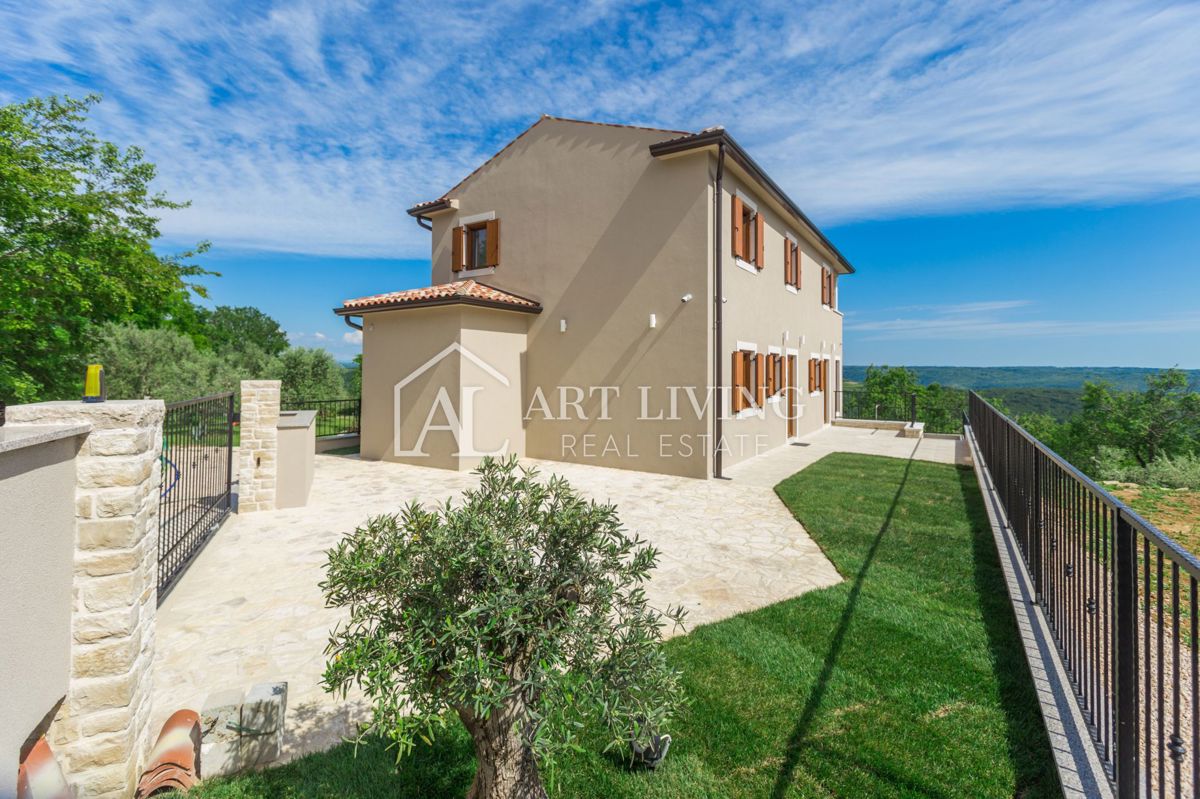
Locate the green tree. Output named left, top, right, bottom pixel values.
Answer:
left=1067, top=370, right=1200, bottom=469
left=273, top=346, right=346, bottom=400
left=322, top=457, right=685, bottom=799
left=344, top=353, right=362, bottom=397
left=89, top=322, right=236, bottom=403
left=199, top=305, right=289, bottom=358
left=0, top=94, right=211, bottom=402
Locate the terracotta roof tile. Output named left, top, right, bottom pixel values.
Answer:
left=339, top=280, right=541, bottom=313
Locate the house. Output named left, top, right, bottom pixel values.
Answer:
left=335, top=116, right=854, bottom=478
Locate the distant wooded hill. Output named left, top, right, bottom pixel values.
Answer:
left=843, top=366, right=1200, bottom=421
left=844, top=366, right=1200, bottom=391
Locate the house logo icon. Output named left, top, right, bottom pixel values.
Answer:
left=393, top=342, right=511, bottom=457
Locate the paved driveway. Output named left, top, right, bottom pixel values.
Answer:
left=151, top=426, right=959, bottom=760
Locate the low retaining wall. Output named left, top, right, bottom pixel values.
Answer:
left=7, top=401, right=165, bottom=798
left=315, top=433, right=359, bottom=454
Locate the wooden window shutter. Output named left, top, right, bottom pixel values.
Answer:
left=808, top=358, right=816, bottom=392
left=485, top=219, right=500, bottom=267
left=451, top=226, right=464, bottom=273
left=829, top=272, right=836, bottom=307
left=783, top=240, right=790, bottom=285
left=755, top=212, right=765, bottom=269
left=821, top=270, right=829, bottom=305
left=766, top=355, right=775, bottom=396
left=731, top=196, right=744, bottom=260
left=732, top=351, right=745, bottom=413
left=756, top=353, right=766, bottom=406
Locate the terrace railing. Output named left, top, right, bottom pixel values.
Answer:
left=836, top=390, right=916, bottom=425
left=968, top=391, right=1200, bottom=798
left=280, top=397, right=361, bottom=438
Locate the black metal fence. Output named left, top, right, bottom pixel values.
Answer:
left=968, top=391, right=1200, bottom=797
left=837, top=390, right=916, bottom=425
left=280, top=397, right=361, bottom=438
left=158, top=392, right=234, bottom=603
left=837, top=389, right=968, bottom=434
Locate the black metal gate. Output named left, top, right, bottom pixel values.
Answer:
left=158, top=392, right=234, bottom=602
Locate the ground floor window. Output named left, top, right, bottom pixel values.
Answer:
left=732, top=348, right=763, bottom=412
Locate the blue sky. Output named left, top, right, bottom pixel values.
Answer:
left=3, top=0, right=1199, bottom=366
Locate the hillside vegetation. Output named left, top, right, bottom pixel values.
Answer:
left=844, top=365, right=1200, bottom=392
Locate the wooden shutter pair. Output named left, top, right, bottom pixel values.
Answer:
left=731, top=196, right=765, bottom=268
left=784, top=240, right=801, bottom=287
left=450, top=220, right=501, bottom=272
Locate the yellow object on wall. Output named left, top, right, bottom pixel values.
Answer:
left=82, top=364, right=106, bottom=402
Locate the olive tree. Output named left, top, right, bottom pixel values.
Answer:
left=322, top=457, right=685, bottom=799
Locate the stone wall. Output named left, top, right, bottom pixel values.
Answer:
left=7, top=400, right=164, bottom=798
left=237, top=380, right=280, bottom=513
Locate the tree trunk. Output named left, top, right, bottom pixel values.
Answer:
left=459, top=704, right=547, bottom=799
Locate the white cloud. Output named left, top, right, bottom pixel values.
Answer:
left=342, top=329, right=363, bottom=345
left=849, top=311, right=1200, bottom=341
left=2, top=0, right=1197, bottom=256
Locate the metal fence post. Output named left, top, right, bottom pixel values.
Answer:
left=225, top=393, right=235, bottom=514
left=910, top=392, right=918, bottom=426
left=1033, top=452, right=1043, bottom=603
left=1114, top=509, right=1139, bottom=798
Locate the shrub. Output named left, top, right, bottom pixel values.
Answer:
left=321, top=456, right=685, bottom=799
left=1145, top=453, right=1200, bottom=490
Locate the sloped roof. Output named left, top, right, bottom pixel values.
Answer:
left=406, top=115, right=697, bottom=217
left=335, top=279, right=542, bottom=315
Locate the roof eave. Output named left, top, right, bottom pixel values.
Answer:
left=649, top=131, right=856, bottom=275
left=405, top=198, right=458, bottom=217
left=334, top=296, right=543, bottom=316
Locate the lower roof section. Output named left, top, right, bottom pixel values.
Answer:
left=335, top=279, right=543, bottom=316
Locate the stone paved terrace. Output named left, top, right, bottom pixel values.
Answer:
left=150, top=425, right=965, bottom=762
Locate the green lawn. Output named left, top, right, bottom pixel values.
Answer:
left=191, top=454, right=1058, bottom=798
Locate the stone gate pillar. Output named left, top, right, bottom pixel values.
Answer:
left=237, top=380, right=280, bottom=513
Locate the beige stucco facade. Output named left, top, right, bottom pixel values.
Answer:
left=0, top=428, right=80, bottom=796
left=351, top=117, right=850, bottom=479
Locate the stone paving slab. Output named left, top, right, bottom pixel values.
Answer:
left=724, top=424, right=969, bottom=488
left=152, top=428, right=942, bottom=763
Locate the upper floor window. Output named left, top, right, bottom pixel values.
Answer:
left=731, top=193, right=764, bottom=270
left=821, top=267, right=837, bottom=308
left=784, top=237, right=800, bottom=289
left=452, top=215, right=500, bottom=272
left=467, top=222, right=489, bottom=269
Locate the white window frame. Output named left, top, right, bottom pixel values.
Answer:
left=734, top=190, right=760, bottom=274
left=766, top=345, right=783, bottom=404
left=809, top=352, right=825, bottom=397
left=733, top=340, right=760, bottom=419
left=784, top=233, right=800, bottom=293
